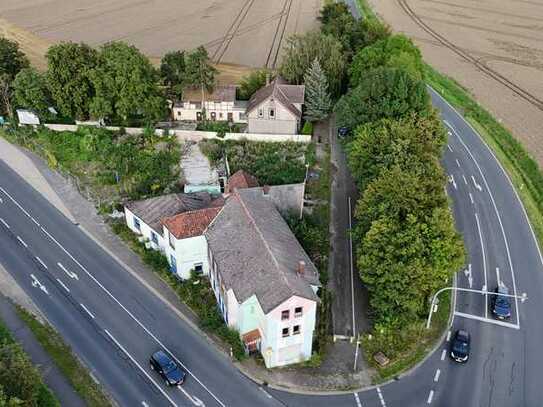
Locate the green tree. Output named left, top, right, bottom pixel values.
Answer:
left=303, top=58, right=332, bottom=122
left=0, top=343, right=42, bottom=405
left=12, top=68, right=52, bottom=117
left=350, top=35, right=424, bottom=87
left=334, top=67, right=429, bottom=130
left=0, top=37, right=29, bottom=80
left=89, top=42, right=166, bottom=124
left=46, top=42, right=98, bottom=120
left=279, top=31, right=346, bottom=97
left=160, top=50, right=185, bottom=100
left=0, top=75, right=13, bottom=118
left=238, top=69, right=270, bottom=100
left=347, top=111, right=446, bottom=190
left=184, top=46, right=217, bottom=111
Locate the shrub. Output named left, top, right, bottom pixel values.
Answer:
left=301, top=121, right=313, bottom=135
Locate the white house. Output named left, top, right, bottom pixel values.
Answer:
left=172, top=85, right=247, bottom=123
left=246, top=77, right=304, bottom=135
left=205, top=187, right=320, bottom=367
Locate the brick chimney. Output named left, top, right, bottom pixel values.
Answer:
left=297, top=261, right=305, bottom=276
left=263, top=185, right=270, bottom=196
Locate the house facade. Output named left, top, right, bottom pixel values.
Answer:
left=172, top=85, right=247, bottom=123
left=246, top=77, right=304, bottom=135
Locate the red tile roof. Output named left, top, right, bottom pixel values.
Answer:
left=162, top=207, right=221, bottom=239
left=226, top=170, right=259, bottom=193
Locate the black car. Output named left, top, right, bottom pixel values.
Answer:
left=450, top=330, right=470, bottom=363
left=492, top=285, right=511, bottom=320
left=150, top=350, right=186, bottom=386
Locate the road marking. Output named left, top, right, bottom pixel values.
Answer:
left=474, top=213, right=488, bottom=318
left=448, top=174, right=457, bottom=190
left=427, top=390, right=434, bottom=404
left=104, top=329, right=178, bottom=407
left=0, top=187, right=33, bottom=219
left=454, top=311, right=519, bottom=329
left=141, top=403, right=149, bottom=407
left=376, top=387, right=386, bottom=407
left=30, top=274, right=48, bottom=295
left=16, top=236, right=28, bottom=248
left=56, top=278, right=70, bottom=293
left=259, top=387, right=273, bottom=399
left=434, top=369, right=441, bottom=382
left=496, top=267, right=501, bottom=286
left=354, top=392, right=362, bottom=407
left=57, top=262, right=79, bottom=280
left=80, top=303, right=95, bottom=319
left=0, top=218, right=9, bottom=229
left=463, top=263, right=473, bottom=288
left=177, top=386, right=205, bottom=406
left=3, top=186, right=226, bottom=407
left=456, top=159, right=461, bottom=168
left=447, top=144, right=453, bottom=152
left=469, top=192, right=474, bottom=204
left=35, top=256, right=48, bottom=269
left=462, top=174, right=468, bottom=185
left=471, top=175, right=483, bottom=191
left=441, top=349, right=446, bottom=361
left=446, top=331, right=451, bottom=342
left=348, top=197, right=356, bottom=337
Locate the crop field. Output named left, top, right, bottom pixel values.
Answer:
left=369, top=0, right=543, bottom=164
left=0, top=0, right=321, bottom=70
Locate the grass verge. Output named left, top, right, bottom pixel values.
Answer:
left=16, top=307, right=114, bottom=407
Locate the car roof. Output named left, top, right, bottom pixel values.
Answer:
left=152, top=350, right=173, bottom=365
left=497, top=285, right=509, bottom=295
left=457, top=329, right=470, bottom=339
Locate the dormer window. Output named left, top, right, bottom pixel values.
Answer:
left=258, top=108, right=264, bottom=118
left=269, top=108, right=275, bottom=119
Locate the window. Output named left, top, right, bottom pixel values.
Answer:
left=269, top=108, right=275, bottom=119
left=258, top=108, right=263, bottom=118
left=219, top=112, right=223, bottom=119
left=133, top=217, right=141, bottom=231
left=282, top=327, right=289, bottom=337
left=293, top=325, right=301, bottom=335
left=295, top=307, right=303, bottom=317
left=281, top=310, right=290, bottom=320
left=194, top=263, right=203, bottom=274
left=169, top=255, right=177, bottom=274
left=177, top=110, right=181, bottom=117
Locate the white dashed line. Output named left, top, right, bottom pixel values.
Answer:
left=469, top=192, right=474, bottom=204
left=447, top=144, right=453, bottom=152
left=376, top=387, right=386, bottom=407
left=434, top=369, right=441, bottom=382
left=0, top=218, right=9, bottom=229
left=471, top=175, right=483, bottom=191
left=16, top=236, right=28, bottom=248
left=35, top=256, right=48, bottom=269
left=441, top=349, right=447, bottom=361
left=354, top=392, right=362, bottom=407
left=56, top=278, right=70, bottom=293
left=462, top=174, right=468, bottom=185
left=446, top=331, right=451, bottom=342
left=427, top=390, right=434, bottom=404
left=455, top=159, right=461, bottom=168
left=80, top=303, right=95, bottom=319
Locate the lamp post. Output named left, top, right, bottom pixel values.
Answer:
left=426, top=286, right=527, bottom=329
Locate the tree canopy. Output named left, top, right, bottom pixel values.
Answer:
left=237, top=69, right=270, bottom=100
left=350, top=35, right=424, bottom=87
left=46, top=42, right=97, bottom=120
left=13, top=68, right=52, bottom=117
left=160, top=50, right=186, bottom=100
left=279, top=30, right=346, bottom=97
left=184, top=46, right=217, bottom=97
left=0, top=37, right=29, bottom=80
left=303, top=58, right=332, bottom=122
left=335, top=67, right=430, bottom=130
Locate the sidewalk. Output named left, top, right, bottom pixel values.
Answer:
left=0, top=294, right=86, bottom=407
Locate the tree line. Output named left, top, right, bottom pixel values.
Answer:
left=0, top=38, right=217, bottom=125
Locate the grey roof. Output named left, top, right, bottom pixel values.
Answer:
left=205, top=188, right=320, bottom=313
left=125, top=192, right=221, bottom=233
left=181, top=85, right=237, bottom=103
left=246, top=76, right=305, bottom=119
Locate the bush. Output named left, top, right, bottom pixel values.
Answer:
left=301, top=121, right=313, bottom=135
left=196, top=121, right=241, bottom=137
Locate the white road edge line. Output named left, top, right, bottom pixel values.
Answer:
left=454, top=311, right=519, bottom=329
left=56, top=278, right=70, bottom=293
left=354, top=392, right=362, bottom=407
left=434, top=369, right=441, bottom=382
left=16, top=236, right=28, bottom=248
left=474, top=213, right=488, bottom=318
left=441, top=349, right=446, bottom=361
left=35, top=256, right=48, bottom=269
left=0, top=218, right=10, bottom=229
left=427, top=390, right=434, bottom=404
left=80, top=303, right=95, bottom=319
left=0, top=186, right=225, bottom=407
left=348, top=197, right=356, bottom=337
left=104, top=330, right=178, bottom=407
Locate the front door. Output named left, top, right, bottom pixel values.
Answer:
left=227, top=112, right=233, bottom=122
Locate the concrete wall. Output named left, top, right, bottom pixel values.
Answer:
left=43, top=123, right=311, bottom=143
left=247, top=118, right=298, bottom=135
left=163, top=230, right=209, bottom=280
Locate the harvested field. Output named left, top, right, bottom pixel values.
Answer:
left=368, top=0, right=543, bottom=165
left=0, top=0, right=321, bottom=70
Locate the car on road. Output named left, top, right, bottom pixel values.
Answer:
left=492, top=285, right=511, bottom=319
left=150, top=350, right=186, bottom=386
left=450, top=329, right=470, bottom=363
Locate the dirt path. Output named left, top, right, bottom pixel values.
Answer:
left=369, top=0, right=543, bottom=165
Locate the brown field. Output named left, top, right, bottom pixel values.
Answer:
left=0, top=0, right=321, bottom=76
left=369, top=0, right=543, bottom=164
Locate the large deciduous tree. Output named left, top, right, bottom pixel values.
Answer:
left=238, top=69, right=270, bottom=100
left=89, top=42, right=166, bottom=124
left=349, top=35, right=424, bottom=87
left=13, top=67, right=52, bottom=117
left=334, top=67, right=429, bottom=130
left=279, top=31, right=346, bottom=97
left=46, top=42, right=97, bottom=120
left=184, top=46, right=217, bottom=110
left=160, top=50, right=186, bottom=100
left=0, top=37, right=29, bottom=80
left=303, top=58, right=332, bottom=122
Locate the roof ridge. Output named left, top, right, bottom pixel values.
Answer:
left=235, top=191, right=292, bottom=290
left=162, top=206, right=219, bottom=224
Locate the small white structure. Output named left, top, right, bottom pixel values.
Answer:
left=246, top=77, right=304, bottom=135
left=16, top=109, right=40, bottom=125
left=172, top=86, right=247, bottom=123
left=181, top=142, right=227, bottom=194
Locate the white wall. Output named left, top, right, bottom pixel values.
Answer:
left=247, top=98, right=299, bottom=135
left=124, top=208, right=164, bottom=251
left=163, top=228, right=209, bottom=280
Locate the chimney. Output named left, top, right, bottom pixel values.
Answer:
left=263, top=185, right=270, bottom=196
left=297, top=261, right=305, bottom=276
